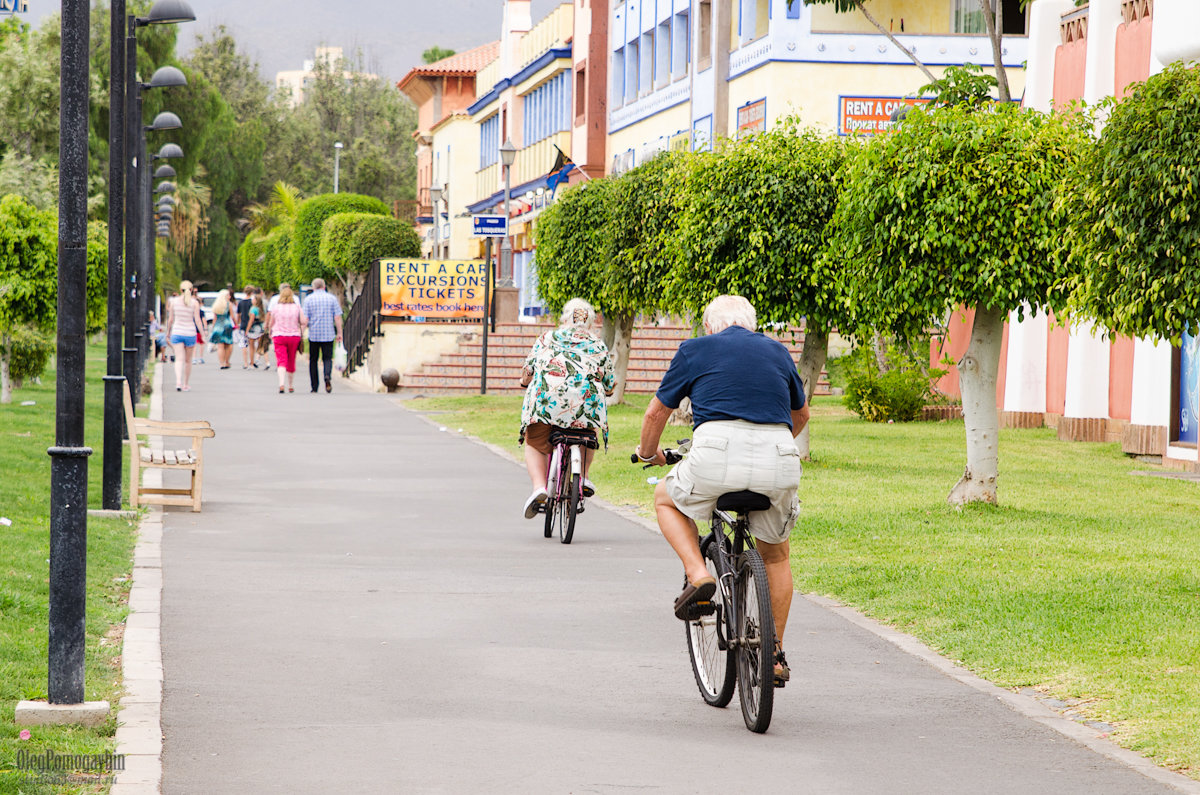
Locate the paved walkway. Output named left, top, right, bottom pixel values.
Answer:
left=152, top=358, right=1194, bottom=794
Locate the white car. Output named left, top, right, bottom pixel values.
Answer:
left=196, top=291, right=246, bottom=324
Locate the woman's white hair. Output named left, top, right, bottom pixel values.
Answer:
left=702, top=295, right=757, bottom=334
left=559, top=298, right=596, bottom=328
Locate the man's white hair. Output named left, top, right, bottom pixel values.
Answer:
left=559, top=297, right=596, bottom=328
left=702, top=295, right=757, bottom=333
left=312, top=277, right=326, bottom=290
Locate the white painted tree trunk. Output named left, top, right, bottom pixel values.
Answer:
left=606, top=313, right=633, bottom=406
left=796, top=328, right=828, bottom=460
left=0, top=335, right=11, bottom=405
left=947, top=306, right=1005, bottom=506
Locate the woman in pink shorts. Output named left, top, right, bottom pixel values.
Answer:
left=266, top=285, right=307, bottom=393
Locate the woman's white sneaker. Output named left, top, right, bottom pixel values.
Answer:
left=523, top=488, right=548, bottom=519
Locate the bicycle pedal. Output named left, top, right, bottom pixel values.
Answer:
left=683, top=600, right=716, bottom=620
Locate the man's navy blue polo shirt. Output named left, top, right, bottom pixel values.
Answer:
left=656, top=325, right=806, bottom=429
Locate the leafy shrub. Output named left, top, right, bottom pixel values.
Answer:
left=7, top=325, right=53, bottom=386
left=844, top=368, right=931, bottom=422
left=319, top=212, right=420, bottom=275
left=840, top=340, right=944, bottom=422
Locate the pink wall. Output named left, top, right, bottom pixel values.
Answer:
left=1114, top=13, right=1153, bottom=99
left=1046, top=313, right=1070, bottom=415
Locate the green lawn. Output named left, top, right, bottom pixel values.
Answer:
left=410, top=393, right=1200, bottom=779
left=0, top=342, right=139, bottom=794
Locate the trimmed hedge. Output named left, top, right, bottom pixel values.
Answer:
left=292, top=193, right=389, bottom=285
left=319, top=212, right=420, bottom=276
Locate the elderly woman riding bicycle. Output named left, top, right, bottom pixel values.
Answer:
left=519, top=298, right=616, bottom=519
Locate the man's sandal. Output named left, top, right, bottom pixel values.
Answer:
left=774, top=647, right=790, bottom=688
left=674, top=577, right=717, bottom=620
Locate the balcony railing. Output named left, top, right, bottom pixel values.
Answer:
left=519, top=4, right=573, bottom=69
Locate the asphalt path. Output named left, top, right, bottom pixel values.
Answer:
left=157, top=356, right=1185, bottom=794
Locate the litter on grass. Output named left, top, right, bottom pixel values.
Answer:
left=0, top=517, right=11, bottom=527
left=20, top=401, right=35, bottom=406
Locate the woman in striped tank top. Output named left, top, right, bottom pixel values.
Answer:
left=166, top=280, right=206, bottom=392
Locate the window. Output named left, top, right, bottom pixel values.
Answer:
left=672, top=12, right=690, bottom=78
left=786, top=0, right=801, bottom=20
left=522, top=72, right=572, bottom=146
left=955, top=0, right=1028, bottom=35
left=575, top=66, right=586, bottom=120
left=626, top=39, right=639, bottom=103
left=655, top=22, right=670, bottom=88
left=612, top=47, right=625, bottom=108
left=479, top=113, right=499, bottom=169
left=698, top=0, right=712, bottom=71
left=640, top=31, right=654, bottom=96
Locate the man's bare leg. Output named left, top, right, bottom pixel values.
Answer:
left=654, top=481, right=708, bottom=584
left=756, top=539, right=793, bottom=644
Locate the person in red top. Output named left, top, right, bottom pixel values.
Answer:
left=266, top=285, right=307, bottom=393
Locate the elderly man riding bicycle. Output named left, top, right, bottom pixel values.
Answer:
left=635, top=295, right=810, bottom=686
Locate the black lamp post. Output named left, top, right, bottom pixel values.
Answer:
left=46, top=0, right=93, bottom=707
left=140, top=115, right=181, bottom=380
left=103, top=0, right=193, bottom=511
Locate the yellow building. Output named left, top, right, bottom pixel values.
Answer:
left=608, top=0, right=1029, bottom=172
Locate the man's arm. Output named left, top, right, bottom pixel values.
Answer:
left=637, top=397, right=675, bottom=464
left=334, top=313, right=343, bottom=342
left=791, top=404, right=811, bottom=438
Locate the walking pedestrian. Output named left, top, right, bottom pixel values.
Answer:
left=302, top=277, right=343, bottom=393
left=267, top=284, right=307, bottom=393
left=246, top=290, right=268, bottom=368
left=236, top=285, right=254, bottom=368
left=167, top=280, right=206, bottom=391
left=191, top=286, right=207, bottom=365
left=210, top=289, right=236, bottom=369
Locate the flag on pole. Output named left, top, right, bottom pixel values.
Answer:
left=546, top=145, right=575, bottom=195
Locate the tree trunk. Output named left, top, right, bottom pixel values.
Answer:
left=979, top=0, right=1012, bottom=102
left=600, top=314, right=616, bottom=350
left=0, top=334, right=11, bottom=405
left=795, top=328, right=829, bottom=460
left=947, top=306, right=1005, bottom=506
left=854, top=0, right=938, bottom=83
left=873, top=331, right=891, bottom=373
left=607, top=312, right=634, bottom=405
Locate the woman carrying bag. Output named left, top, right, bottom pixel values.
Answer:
left=166, top=280, right=206, bottom=392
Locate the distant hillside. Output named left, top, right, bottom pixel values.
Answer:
left=176, top=0, right=563, bottom=85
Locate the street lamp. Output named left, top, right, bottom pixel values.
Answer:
left=498, top=139, right=517, bottom=288
left=434, top=183, right=448, bottom=258
left=334, top=141, right=343, bottom=193
left=102, top=0, right=193, bottom=516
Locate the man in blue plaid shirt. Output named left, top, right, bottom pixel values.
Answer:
left=302, top=278, right=343, bottom=393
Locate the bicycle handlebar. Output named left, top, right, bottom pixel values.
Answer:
left=629, top=440, right=690, bottom=469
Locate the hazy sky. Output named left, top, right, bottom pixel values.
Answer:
left=171, top=0, right=565, bottom=83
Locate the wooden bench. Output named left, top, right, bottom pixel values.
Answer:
left=122, top=381, right=215, bottom=512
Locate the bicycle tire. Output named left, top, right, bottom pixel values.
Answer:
left=543, top=448, right=560, bottom=538
left=560, top=474, right=579, bottom=544
left=684, top=541, right=735, bottom=707
left=735, top=548, right=775, bottom=733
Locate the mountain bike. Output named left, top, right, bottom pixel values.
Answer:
left=633, top=441, right=777, bottom=733
left=542, top=427, right=598, bottom=544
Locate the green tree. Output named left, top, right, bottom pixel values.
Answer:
left=1067, top=63, right=1200, bottom=341
left=669, top=122, right=849, bottom=456
left=319, top=212, right=420, bottom=306
left=291, top=193, right=389, bottom=292
left=0, top=151, right=58, bottom=210
left=0, top=196, right=106, bottom=402
left=829, top=103, right=1092, bottom=504
left=422, top=46, right=456, bottom=64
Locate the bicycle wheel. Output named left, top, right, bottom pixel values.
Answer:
left=543, top=449, right=560, bottom=538
left=559, top=473, right=580, bottom=544
left=735, top=548, right=775, bottom=733
left=685, top=541, right=735, bottom=707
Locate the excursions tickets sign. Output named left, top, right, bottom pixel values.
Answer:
left=379, top=259, right=492, bottom=319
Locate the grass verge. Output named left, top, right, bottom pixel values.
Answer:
left=409, top=392, right=1200, bottom=779
left=0, top=341, right=138, bottom=794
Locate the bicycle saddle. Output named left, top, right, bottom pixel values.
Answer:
left=716, top=490, right=771, bottom=513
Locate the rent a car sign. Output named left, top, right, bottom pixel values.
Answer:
left=838, top=96, right=931, bottom=136
left=379, top=259, right=492, bottom=319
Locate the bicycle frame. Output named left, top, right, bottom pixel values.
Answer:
left=703, top=510, right=756, bottom=652
left=546, top=442, right=583, bottom=498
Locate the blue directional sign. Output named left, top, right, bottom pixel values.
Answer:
left=472, top=215, right=508, bottom=237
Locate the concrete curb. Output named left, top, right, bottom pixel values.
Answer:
left=400, top=401, right=1200, bottom=794
left=111, top=366, right=165, bottom=795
